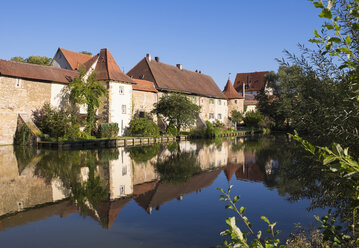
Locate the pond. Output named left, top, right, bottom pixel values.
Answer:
left=0, top=135, right=335, bottom=247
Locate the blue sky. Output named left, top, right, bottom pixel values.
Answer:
left=0, top=0, right=323, bottom=89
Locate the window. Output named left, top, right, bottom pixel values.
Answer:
left=235, top=100, right=238, bottom=104
left=218, top=99, right=221, bottom=105
left=218, top=113, right=222, bottom=119
left=122, top=105, right=126, bottom=114
left=120, top=185, right=125, bottom=195
left=119, top=86, right=124, bottom=95
left=209, top=113, right=214, bottom=119
left=15, top=78, right=22, bottom=88
left=122, top=165, right=127, bottom=176
left=139, top=111, right=145, bottom=118
left=192, top=96, right=196, bottom=103
left=210, top=98, right=214, bottom=104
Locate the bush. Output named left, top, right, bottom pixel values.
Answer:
left=97, top=123, right=119, bottom=138
left=33, top=103, right=80, bottom=140
left=128, top=117, right=160, bottom=137
left=243, top=111, right=264, bottom=128
left=167, top=123, right=178, bottom=136
left=213, top=119, right=225, bottom=128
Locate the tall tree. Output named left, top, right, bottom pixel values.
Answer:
left=69, top=68, right=107, bottom=134
left=11, top=56, right=52, bottom=65
left=152, top=93, right=201, bottom=132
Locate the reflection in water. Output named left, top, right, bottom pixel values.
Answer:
left=0, top=135, right=344, bottom=233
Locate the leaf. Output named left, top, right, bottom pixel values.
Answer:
left=345, top=35, right=351, bottom=45
left=261, top=216, right=270, bottom=224
left=324, top=24, right=334, bottom=30
left=323, top=156, right=336, bottom=165
left=240, top=206, right=245, bottom=214
left=233, top=195, right=240, bottom=203
left=352, top=23, right=359, bottom=31
left=309, top=39, right=322, bottom=43
left=320, top=8, right=332, bottom=19
left=313, top=1, right=324, bottom=8
left=328, top=37, right=341, bottom=43
left=314, top=29, right=320, bottom=38
left=327, top=0, right=334, bottom=10
left=225, top=205, right=234, bottom=210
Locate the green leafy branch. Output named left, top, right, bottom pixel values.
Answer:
left=309, top=0, right=359, bottom=68
left=218, top=186, right=282, bottom=248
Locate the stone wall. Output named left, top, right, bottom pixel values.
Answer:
left=132, top=90, right=158, bottom=119
left=228, top=99, right=244, bottom=117
left=0, top=76, right=52, bottom=145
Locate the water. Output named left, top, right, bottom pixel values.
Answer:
left=0, top=135, right=333, bottom=247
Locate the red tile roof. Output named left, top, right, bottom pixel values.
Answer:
left=0, top=59, right=79, bottom=84
left=223, top=79, right=243, bottom=99
left=132, top=78, right=158, bottom=93
left=233, top=71, right=269, bottom=92
left=58, top=48, right=92, bottom=70
left=95, top=49, right=135, bottom=83
left=127, top=57, right=226, bottom=98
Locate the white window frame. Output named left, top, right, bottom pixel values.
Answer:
left=122, top=105, right=126, bottom=114
left=217, top=113, right=222, bottom=119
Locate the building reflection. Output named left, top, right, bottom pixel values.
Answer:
left=0, top=137, right=276, bottom=231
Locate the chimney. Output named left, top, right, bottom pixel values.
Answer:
left=195, top=70, right=198, bottom=72
left=146, top=53, right=151, bottom=62
left=242, top=82, right=246, bottom=98
left=155, top=56, right=160, bottom=62
left=176, top=64, right=182, bottom=70
left=199, top=70, right=202, bottom=74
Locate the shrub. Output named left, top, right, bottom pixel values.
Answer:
left=205, top=121, right=221, bottom=138
left=167, top=123, right=178, bottom=136
left=97, top=123, right=119, bottom=138
left=33, top=103, right=80, bottom=140
left=243, top=110, right=264, bottom=128
left=128, top=117, right=159, bottom=137
left=213, top=119, right=225, bottom=128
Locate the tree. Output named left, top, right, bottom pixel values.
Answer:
left=231, top=110, right=243, bottom=130
left=69, top=68, right=107, bottom=134
left=11, top=55, right=52, bottom=65
left=152, top=93, right=201, bottom=132
left=80, top=51, right=92, bottom=56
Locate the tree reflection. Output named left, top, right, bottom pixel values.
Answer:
left=252, top=135, right=352, bottom=225
left=33, top=150, right=109, bottom=217
left=154, top=151, right=201, bottom=184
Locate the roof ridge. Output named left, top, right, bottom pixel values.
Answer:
left=148, top=58, right=212, bottom=77
left=145, top=57, right=159, bottom=88
left=104, top=49, right=110, bottom=80
left=0, top=59, right=78, bottom=73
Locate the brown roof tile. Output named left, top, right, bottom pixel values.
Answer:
left=223, top=79, right=243, bottom=99
left=233, top=71, right=269, bottom=92
left=244, top=100, right=258, bottom=105
left=0, top=59, right=79, bottom=84
left=58, top=48, right=92, bottom=70
left=132, top=78, right=158, bottom=93
left=95, top=49, right=135, bottom=83
left=128, top=58, right=226, bottom=98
